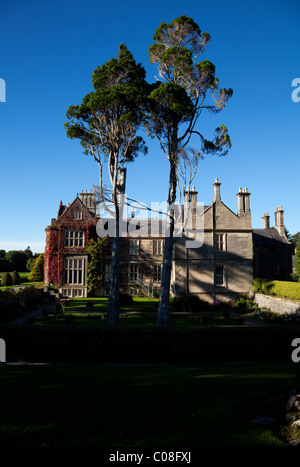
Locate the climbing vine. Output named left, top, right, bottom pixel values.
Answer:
left=85, top=236, right=108, bottom=295
left=44, top=219, right=98, bottom=288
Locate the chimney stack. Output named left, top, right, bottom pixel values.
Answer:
left=237, top=187, right=251, bottom=216
left=80, top=189, right=96, bottom=214
left=184, top=185, right=198, bottom=229
left=213, top=178, right=221, bottom=202
left=262, top=213, right=270, bottom=229
left=275, top=206, right=285, bottom=236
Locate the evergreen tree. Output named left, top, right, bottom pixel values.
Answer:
left=11, top=270, right=21, bottom=285
left=1, top=272, right=13, bottom=287
left=147, top=15, right=233, bottom=327
left=65, top=44, right=148, bottom=327
left=28, top=254, right=44, bottom=282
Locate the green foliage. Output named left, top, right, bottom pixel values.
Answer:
left=295, top=244, right=300, bottom=280
left=0, top=325, right=298, bottom=363
left=86, top=237, right=108, bottom=295
left=253, top=278, right=300, bottom=300
left=170, top=294, right=209, bottom=312
left=235, top=297, right=259, bottom=313
left=290, top=232, right=300, bottom=249
left=0, top=248, right=35, bottom=272
left=118, top=293, right=133, bottom=306
left=65, top=44, right=148, bottom=166
left=147, top=14, right=233, bottom=158
left=11, top=271, right=21, bottom=285
left=28, top=254, right=44, bottom=282
left=1, top=272, right=13, bottom=287
left=26, top=255, right=38, bottom=272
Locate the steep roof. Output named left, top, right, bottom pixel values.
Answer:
left=253, top=228, right=290, bottom=245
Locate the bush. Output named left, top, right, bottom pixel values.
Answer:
left=170, top=294, right=209, bottom=313
left=1, top=272, right=13, bottom=287
left=253, top=279, right=300, bottom=300
left=0, top=325, right=298, bottom=364
left=119, top=293, right=133, bottom=306
left=11, top=271, right=21, bottom=285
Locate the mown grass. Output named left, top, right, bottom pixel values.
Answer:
left=31, top=297, right=240, bottom=328
left=0, top=272, right=42, bottom=289
left=0, top=361, right=298, bottom=447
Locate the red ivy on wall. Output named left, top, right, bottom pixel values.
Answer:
left=44, top=219, right=98, bottom=287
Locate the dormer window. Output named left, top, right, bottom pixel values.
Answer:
left=72, top=211, right=82, bottom=220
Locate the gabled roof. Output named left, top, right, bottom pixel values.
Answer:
left=253, top=228, right=291, bottom=245
left=57, top=195, right=96, bottom=222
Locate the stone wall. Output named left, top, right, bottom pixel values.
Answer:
left=253, top=293, right=300, bottom=315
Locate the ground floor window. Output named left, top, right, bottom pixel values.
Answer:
left=129, top=264, right=138, bottom=281
left=130, top=288, right=138, bottom=297
left=215, top=266, right=225, bottom=286
left=62, top=288, right=86, bottom=298
left=64, top=257, right=86, bottom=285
left=153, top=264, right=162, bottom=282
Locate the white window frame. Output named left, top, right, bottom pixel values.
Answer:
left=215, top=234, right=225, bottom=251
left=130, top=288, right=138, bottom=297
left=72, top=211, right=82, bottom=220
left=215, top=265, right=225, bottom=287
left=153, top=264, right=162, bottom=282
left=153, top=240, right=163, bottom=255
left=64, top=230, right=84, bottom=247
left=64, top=257, right=86, bottom=285
left=129, top=263, right=139, bottom=281
left=130, top=239, right=139, bottom=255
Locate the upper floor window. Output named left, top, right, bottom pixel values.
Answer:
left=153, top=240, right=163, bottom=255
left=130, top=240, right=139, bottom=255
left=64, top=230, right=84, bottom=247
left=72, top=211, right=82, bottom=220
left=215, top=234, right=225, bottom=251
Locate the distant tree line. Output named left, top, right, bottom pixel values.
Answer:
left=0, top=247, right=42, bottom=273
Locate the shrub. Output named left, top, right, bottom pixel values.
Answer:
left=0, top=325, right=297, bottom=364
left=11, top=271, right=21, bottom=285
left=253, top=279, right=300, bottom=300
left=1, top=272, right=13, bottom=287
left=170, top=294, right=210, bottom=313
left=119, top=293, right=133, bottom=306
left=28, top=254, right=44, bottom=282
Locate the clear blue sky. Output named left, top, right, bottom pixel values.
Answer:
left=0, top=0, right=299, bottom=253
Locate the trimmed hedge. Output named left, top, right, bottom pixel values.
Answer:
left=254, top=278, right=300, bottom=301
left=0, top=324, right=299, bottom=363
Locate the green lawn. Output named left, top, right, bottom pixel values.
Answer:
left=0, top=272, right=42, bottom=289
left=0, top=361, right=298, bottom=447
left=63, top=297, right=158, bottom=313
left=33, top=297, right=240, bottom=327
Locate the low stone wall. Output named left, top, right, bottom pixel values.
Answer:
left=253, top=293, right=300, bottom=315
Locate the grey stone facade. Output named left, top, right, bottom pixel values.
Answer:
left=171, top=180, right=253, bottom=303
left=44, top=179, right=293, bottom=302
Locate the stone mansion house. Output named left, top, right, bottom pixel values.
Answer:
left=44, top=179, right=293, bottom=303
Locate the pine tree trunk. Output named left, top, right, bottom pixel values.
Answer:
left=107, top=213, right=121, bottom=327
left=157, top=154, right=177, bottom=328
